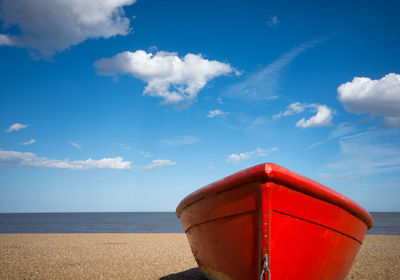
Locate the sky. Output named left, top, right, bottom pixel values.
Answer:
left=0, top=0, right=399, bottom=212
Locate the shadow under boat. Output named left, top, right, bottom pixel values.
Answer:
left=159, top=268, right=207, bottom=280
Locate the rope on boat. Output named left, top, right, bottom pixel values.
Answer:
left=260, top=254, right=271, bottom=280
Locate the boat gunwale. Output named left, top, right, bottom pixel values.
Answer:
left=176, top=163, right=374, bottom=229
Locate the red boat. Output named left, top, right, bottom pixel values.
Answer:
left=176, top=163, right=373, bottom=280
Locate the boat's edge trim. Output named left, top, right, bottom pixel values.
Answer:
left=184, top=209, right=259, bottom=234
left=272, top=210, right=363, bottom=244
left=176, top=163, right=374, bottom=229
left=264, top=164, right=374, bottom=229
left=176, top=164, right=267, bottom=217
left=182, top=206, right=363, bottom=245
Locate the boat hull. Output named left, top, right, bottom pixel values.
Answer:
left=180, top=181, right=262, bottom=280
left=176, top=163, right=373, bottom=280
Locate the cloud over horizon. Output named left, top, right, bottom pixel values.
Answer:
left=0, top=0, right=136, bottom=56
left=0, top=150, right=131, bottom=170
left=338, top=73, right=400, bottom=127
left=94, top=50, right=235, bottom=105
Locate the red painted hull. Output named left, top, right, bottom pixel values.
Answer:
left=176, top=163, right=373, bottom=280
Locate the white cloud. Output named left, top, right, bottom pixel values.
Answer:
left=6, top=123, right=28, bottom=132
left=274, top=102, right=333, bottom=128
left=0, top=34, right=13, bottom=46
left=227, top=147, right=278, bottom=163
left=0, top=150, right=131, bottom=170
left=94, top=50, right=235, bottom=105
left=160, top=136, right=200, bottom=146
left=139, top=151, right=152, bottom=158
left=217, top=97, right=223, bottom=104
left=0, top=0, right=136, bottom=56
left=140, top=159, right=176, bottom=170
left=69, top=142, right=82, bottom=149
left=226, top=38, right=326, bottom=101
left=337, top=73, right=400, bottom=127
left=296, top=105, right=333, bottom=128
left=267, top=16, right=280, bottom=27
left=148, top=45, right=158, bottom=52
left=21, top=139, right=36, bottom=146
left=273, top=102, right=307, bottom=119
left=207, top=109, right=229, bottom=118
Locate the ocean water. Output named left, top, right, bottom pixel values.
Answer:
left=0, top=212, right=183, bottom=234
left=368, top=212, right=400, bottom=235
left=0, top=212, right=399, bottom=235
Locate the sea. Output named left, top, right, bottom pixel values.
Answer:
left=0, top=212, right=399, bottom=235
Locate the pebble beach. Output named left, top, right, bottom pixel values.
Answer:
left=0, top=234, right=398, bottom=279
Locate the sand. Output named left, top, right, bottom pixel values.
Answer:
left=0, top=234, right=398, bottom=280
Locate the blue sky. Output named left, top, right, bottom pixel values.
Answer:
left=0, top=0, right=399, bottom=212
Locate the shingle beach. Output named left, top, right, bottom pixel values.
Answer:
left=0, top=234, right=398, bottom=279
